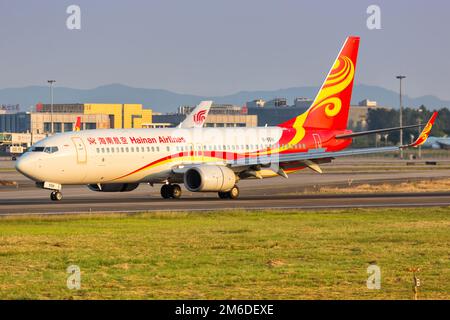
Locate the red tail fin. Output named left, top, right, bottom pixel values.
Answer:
left=75, top=116, right=81, bottom=131
left=280, top=36, right=360, bottom=130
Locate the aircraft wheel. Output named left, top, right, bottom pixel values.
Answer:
left=228, top=185, right=239, bottom=199
left=218, top=186, right=239, bottom=199
left=218, top=191, right=230, bottom=199
left=171, top=184, right=182, bottom=199
left=50, top=191, right=63, bottom=201
left=160, top=184, right=171, bottom=199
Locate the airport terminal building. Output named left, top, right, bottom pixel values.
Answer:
left=0, top=103, right=153, bottom=134
left=152, top=104, right=257, bottom=128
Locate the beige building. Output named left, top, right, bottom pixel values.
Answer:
left=30, top=113, right=110, bottom=134
left=348, top=100, right=391, bottom=130
left=154, top=104, right=258, bottom=128
left=203, top=114, right=257, bottom=127
left=36, top=103, right=153, bottom=130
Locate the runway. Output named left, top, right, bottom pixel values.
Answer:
left=1, top=159, right=450, bottom=215
left=1, top=191, right=450, bottom=216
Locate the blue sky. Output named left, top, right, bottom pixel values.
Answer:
left=1, top=0, right=449, bottom=99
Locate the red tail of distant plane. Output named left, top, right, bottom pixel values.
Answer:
left=75, top=116, right=81, bottom=131
left=280, top=36, right=360, bottom=131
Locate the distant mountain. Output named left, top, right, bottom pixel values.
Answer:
left=0, top=83, right=449, bottom=113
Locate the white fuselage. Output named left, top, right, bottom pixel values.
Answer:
left=16, top=127, right=285, bottom=185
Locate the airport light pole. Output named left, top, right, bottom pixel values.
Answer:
left=396, top=75, right=406, bottom=159
left=47, top=80, right=56, bottom=134
left=418, top=108, right=423, bottom=159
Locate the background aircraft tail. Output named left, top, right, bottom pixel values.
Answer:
left=178, top=101, right=212, bottom=128
left=74, top=116, right=81, bottom=131
left=279, top=36, right=360, bottom=131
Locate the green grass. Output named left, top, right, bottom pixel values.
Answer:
left=0, top=208, right=449, bottom=300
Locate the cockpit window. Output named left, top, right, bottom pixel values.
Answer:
left=31, top=146, right=58, bottom=153
left=44, top=146, right=59, bottom=154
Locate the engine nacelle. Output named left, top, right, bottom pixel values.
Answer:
left=88, top=183, right=139, bottom=192
left=184, top=165, right=237, bottom=192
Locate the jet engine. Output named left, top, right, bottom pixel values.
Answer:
left=184, top=165, right=236, bottom=192
left=88, top=183, right=139, bottom=192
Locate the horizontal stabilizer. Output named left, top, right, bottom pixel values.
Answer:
left=335, top=124, right=422, bottom=139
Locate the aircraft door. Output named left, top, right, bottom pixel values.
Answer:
left=312, top=133, right=322, bottom=149
left=192, top=143, right=203, bottom=163
left=72, top=137, right=87, bottom=163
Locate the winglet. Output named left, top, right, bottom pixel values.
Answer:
left=405, top=112, right=438, bottom=148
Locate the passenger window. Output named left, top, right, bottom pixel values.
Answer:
left=96, top=148, right=100, bottom=153
left=126, top=147, right=129, bottom=152
left=101, top=148, right=105, bottom=153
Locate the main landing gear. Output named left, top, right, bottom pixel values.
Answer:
left=218, top=185, right=239, bottom=200
left=160, top=184, right=182, bottom=199
left=50, top=190, right=63, bottom=201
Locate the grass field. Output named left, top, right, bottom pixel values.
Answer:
left=0, top=208, right=449, bottom=300
left=303, top=178, right=450, bottom=194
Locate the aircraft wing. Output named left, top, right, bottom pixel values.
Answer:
left=228, top=146, right=399, bottom=168
left=228, top=112, right=437, bottom=173
left=178, top=101, right=212, bottom=128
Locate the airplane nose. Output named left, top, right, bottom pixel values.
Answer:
left=15, top=156, right=36, bottom=178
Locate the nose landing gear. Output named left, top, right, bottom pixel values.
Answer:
left=160, top=184, right=182, bottom=199
left=50, top=191, right=63, bottom=201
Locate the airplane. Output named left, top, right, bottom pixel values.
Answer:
left=15, top=36, right=438, bottom=201
left=178, top=101, right=212, bottom=128
left=422, top=136, right=450, bottom=149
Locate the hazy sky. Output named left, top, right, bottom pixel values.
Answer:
left=1, top=0, right=449, bottom=99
